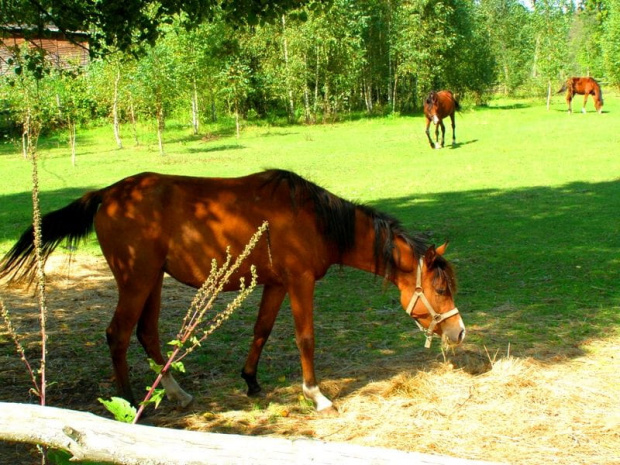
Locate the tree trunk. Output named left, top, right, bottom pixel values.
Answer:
left=113, top=68, right=123, bottom=149
left=191, top=79, right=199, bottom=135
left=303, top=53, right=312, bottom=124
left=281, top=15, right=295, bottom=123
left=392, top=72, right=399, bottom=114
left=314, top=44, right=320, bottom=117
left=68, top=119, right=76, bottom=167
left=235, top=110, right=240, bottom=138
left=156, top=103, right=165, bottom=156
left=130, top=100, right=139, bottom=146
left=0, top=402, right=503, bottom=465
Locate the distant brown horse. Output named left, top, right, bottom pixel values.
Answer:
left=424, top=90, right=460, bottom=149
left=558, top=77, right=603, bottom=114
left=0, top=170, right=465, bottom=413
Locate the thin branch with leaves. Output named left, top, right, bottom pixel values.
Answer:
left=125, top=221, right=269, bottom=423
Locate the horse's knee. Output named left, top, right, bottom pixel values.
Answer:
left=295, top=333, right=315, bottom=353
left=106, top=325, right=130, bottom=358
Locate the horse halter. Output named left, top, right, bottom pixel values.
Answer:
left=405, top=258, right=460, bottom=349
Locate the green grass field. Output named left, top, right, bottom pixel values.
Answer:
left=1, top=94, right=619, bottom=464
left=1, top=95, right=618, bottom=354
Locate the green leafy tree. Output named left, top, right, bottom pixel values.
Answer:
left=50, top=67, right=93, bottom=165
left=532, top=0, right=573, bottom=105
left=478, top=0, right=535, bottom=94
left=1, top=0, right=322, bottom=55
left=219, top=59, right=252, bottom=137
left=570, top=0, right=607, bottom=77
left=1, top=44, right=56, bottom=156
left=132, top=37, right=181, bottom=155
left=602, top=0, right=620, bottom=87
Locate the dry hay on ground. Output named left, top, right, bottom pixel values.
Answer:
left=1, top=254, right=619, bottom=465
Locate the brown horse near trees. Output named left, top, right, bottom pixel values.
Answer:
left=424, top=90, right=460, bottom=149
left=558, top=77, right=603, bottom=114
left=0, top=170, right=465, bottom=413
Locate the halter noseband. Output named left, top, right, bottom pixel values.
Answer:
left=405, top=258, right=460, bottom=349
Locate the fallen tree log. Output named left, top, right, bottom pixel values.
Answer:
left=0, top=402, right=503, bottom=464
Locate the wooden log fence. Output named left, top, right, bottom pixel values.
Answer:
left=0, top=402, right=505, bottom=465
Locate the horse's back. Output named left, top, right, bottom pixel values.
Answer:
left=94, top=171, right=333, bottom=288
left=437, top=91, right=458, bottom=116
left=569, top=77, right=600, bottom=95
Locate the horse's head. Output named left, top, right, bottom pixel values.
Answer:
left=395, top=242, right=465, bottom=348
left=424, top=92, right=440, bottom=125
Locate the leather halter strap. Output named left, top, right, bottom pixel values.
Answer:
left=405, top=258, right=459, bottom=349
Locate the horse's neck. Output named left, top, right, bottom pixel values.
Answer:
left=338, top=213, right=406, bottom=281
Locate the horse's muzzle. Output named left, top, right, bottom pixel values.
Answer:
left=443, top=319, right=466, bottom=345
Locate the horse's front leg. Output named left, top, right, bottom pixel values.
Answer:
left=424, top=118, right=434, bottom=149
left=137, top=272, right=193, bottom=408
left=438, top=120, right=446, bottom=148
left=582, top=93, right=589, bottom=113
left=289, top=276, right=335, bottom=414
left=241, top=284, right=287, bottom=396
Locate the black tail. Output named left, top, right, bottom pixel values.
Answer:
left=557, top=83, right=567, bottom=94
left=0, top=191, right=103, bottom=283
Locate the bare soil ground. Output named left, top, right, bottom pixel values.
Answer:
left=1, top=255, right=619, bottom=465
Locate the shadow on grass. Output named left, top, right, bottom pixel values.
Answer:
left=0, top=179, right=618, bottom=436
left=481, top=102, right=532, bottom=111
left=450, top=139, right=478, bottom=149
left=374, top=179, right=620, bottom=357
left=185, top=144, right=245, bottom=154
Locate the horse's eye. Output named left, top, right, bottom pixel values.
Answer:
left=436, top=288, right=448, bottom=296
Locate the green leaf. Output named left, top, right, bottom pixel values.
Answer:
left=171, top=361, right=186, bottom=373
left=148, top=358, right=163, bottom=374
left=98, top=397, right=136, bottom=423
left=142, top=387, right=166, bottom=409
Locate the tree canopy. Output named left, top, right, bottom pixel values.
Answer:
left=0, top=0, right=320, bottom=53
left=2, top=0, right=620, bottom=148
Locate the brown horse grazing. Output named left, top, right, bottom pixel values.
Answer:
left=558, top=77, right=603, bottom=114
left=424, top=90, right=460, bottom=149
left=0, top=170, right=465, bottom=413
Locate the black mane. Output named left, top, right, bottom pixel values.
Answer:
left=264, top=169, right=429, bottom=278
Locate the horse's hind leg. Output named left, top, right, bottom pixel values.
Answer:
left=450, top=113, right=456, bottom=146
left=137, top=271, right=193, bottom=407
left=106, top=288, right=153, bottom=406
left=242, top=284, right=287, bottom=396
left=566, top=93, right=572, bottom=113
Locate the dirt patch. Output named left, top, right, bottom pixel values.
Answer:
left=1, top=254, right=619, bottom=464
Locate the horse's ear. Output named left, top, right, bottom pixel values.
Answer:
left=436, top=242, right=449, bottom=256
left=424, top=245, right=437, bottom=266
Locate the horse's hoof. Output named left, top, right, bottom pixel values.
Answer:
left=247, top=389, right=265, bottom=398
left=317, top=405, right=339, bottom=417
left=177, top=394, right=194, bottom=408
left=435, top=143, right=441, bottom=149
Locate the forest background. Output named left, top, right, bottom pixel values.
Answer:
left=2, top=0, right=620, bottom=145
